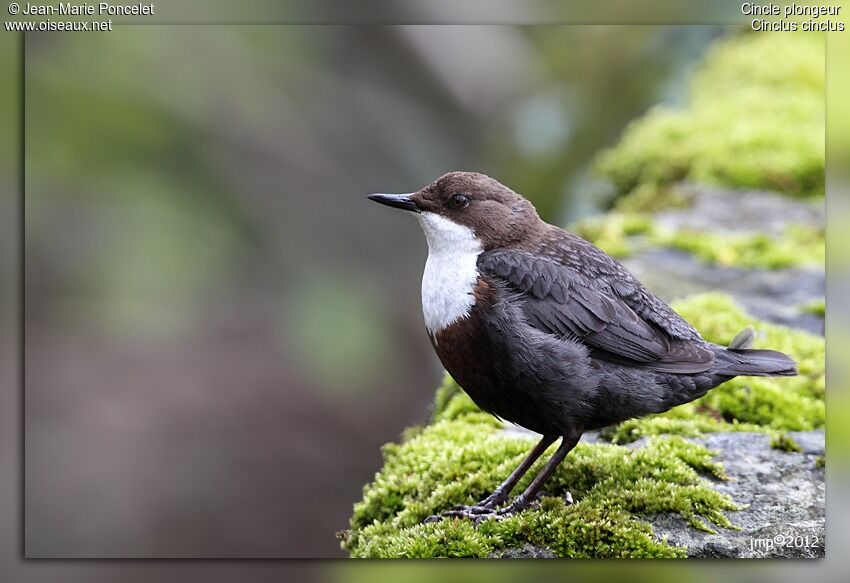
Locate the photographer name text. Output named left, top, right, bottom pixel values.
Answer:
left=17, top=2, right=153, bottom=16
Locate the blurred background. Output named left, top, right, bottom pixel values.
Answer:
left=18, top=24, right=807, bottom=558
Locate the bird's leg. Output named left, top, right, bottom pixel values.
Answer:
left=496, top=427, right=582, bottom=517
left=468, top=434, right=557, bottom=511
left=423, top=435, right=556, bottom=523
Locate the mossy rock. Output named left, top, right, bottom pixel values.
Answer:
left=341, top=294, right=824, bottom=558
left=571, top=185, right=824, bottom=271
left=596, top=32, right=824, bottom=200
left=342, top=420, right=733, bottom=558
left=647, top=430, right=824, bottom=558
left=582, top=32, right=825, bottom=274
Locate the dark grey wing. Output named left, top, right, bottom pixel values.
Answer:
left=536, top=233, right=702, bottom=342
left=478, top=249, right=714, bottom=373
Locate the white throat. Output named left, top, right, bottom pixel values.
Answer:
left=416, top=212, right=483, bottom=334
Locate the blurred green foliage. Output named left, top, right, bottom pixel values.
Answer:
left=488, top=26, right=722, bottom=222
left=288, top=273, right=392, bottom=395
left=596, top=33, right=825, bottom=199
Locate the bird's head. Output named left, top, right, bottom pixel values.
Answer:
left=368, top=171, right=542, bottom=251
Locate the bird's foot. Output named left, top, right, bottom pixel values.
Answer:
left=422, top=489, right=510, bottom=524
left=423, top=489, right=574, bottom=525
left=490, top=489, right=570, bottom=517
left=471, top=490, right=509, bottom=510
left=492, top=493, right=534, bottom=518
left=433, top=495, right=531, bottom=524
left=422, top=492, right=573, bottom=526
left=424, top=490, right=567, bottom=525
left=423, top=505, right=498, bottom=525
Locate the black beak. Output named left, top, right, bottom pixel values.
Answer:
left=368, top=193, right=419, bottom=213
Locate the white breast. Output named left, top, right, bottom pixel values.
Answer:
left=416, top=212, right=483, bottom=334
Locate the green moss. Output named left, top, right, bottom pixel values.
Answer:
left=815, top=455, right=825, bottom=469
left=597, top=33, right=824, bottom=200
left=600, top=404, right=762, bottom=445
left=802, top=298, right=826, bottom=317
left=770, top=433, right=803, bottom=453
left=571, top=212, right=655, bottom=258
left=574, top=33, right=825, bottom=270
left=431, top=373, right=500, bottom=426
left=342, top=413, right=736, bottom=557
left=662, top=225, right=824, bottom=269
left=343, top=294, right=823, bottom=558
left=570, top=212, right=824, bottom=270
left=431, top=372, right=463, bottom=419
left=614, top=183, right=694, bottom=214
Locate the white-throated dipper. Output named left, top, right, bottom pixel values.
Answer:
left=368, top=171, right=797, bottom=523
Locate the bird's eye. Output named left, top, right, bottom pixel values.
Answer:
left=449, top=194, right=469, bottom=209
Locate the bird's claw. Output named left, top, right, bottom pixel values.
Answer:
left=423, top=496, right=531, bottom=525
left=423, top=491, right=574, bottom=525
left=423, top=499, right=508, bottom=524
left=423, top=505, right=499, bottom=525
left=494, top=495, right=532, bottom=517
left=474, top=491, right=508, bottom=509
left=427, top=491, right=508, bottom=522
left=449, top=503, right=495, bottom=514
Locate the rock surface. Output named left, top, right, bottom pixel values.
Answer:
left=494, top=428, right=825, bottom=558
left=623, top=248, right=824, bottom=335
left=621, top=185, right=825, bottom=336
left=489, top=543, right=559, bottom=559
left=653, top=184, right=824, bottom=237
left=647, top=430, right=825, bottom=558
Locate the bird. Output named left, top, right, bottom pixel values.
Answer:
left=368, top=171, right=797, bottom=523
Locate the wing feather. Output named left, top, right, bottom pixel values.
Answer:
left=478, top=249, right=714, bottom=373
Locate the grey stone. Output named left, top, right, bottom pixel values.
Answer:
left=654, top=184, right=824, bottom=236
left=492, top=429, right=825, bottom=558
left=645, top=430, right=825, bottom=558
left=618, top=185, right=824, bottom=336
left=622, top=248, right=824, bottom=335
left=489, top=543, right=559, bottom=559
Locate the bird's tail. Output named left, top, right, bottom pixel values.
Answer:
left=716, top=326, right=798, bottom=377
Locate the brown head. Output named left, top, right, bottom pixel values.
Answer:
left=368, top=171, right=543, bottom=250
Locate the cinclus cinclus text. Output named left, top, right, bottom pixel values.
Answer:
left=369, top=171, right=797, bottom=523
